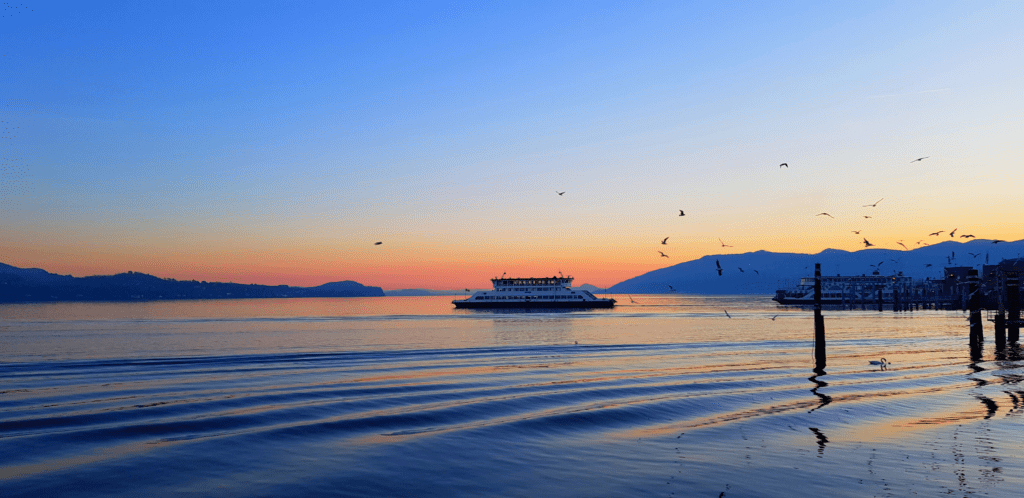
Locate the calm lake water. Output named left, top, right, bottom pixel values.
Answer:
left=2, top=295, right=1023, bottom=496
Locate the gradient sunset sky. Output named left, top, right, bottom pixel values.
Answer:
left=2, top=1, right=1022, bottom=289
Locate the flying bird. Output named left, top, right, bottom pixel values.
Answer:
left=753, top=269, right=759, bottom=275
left=897, top=241, right=908, bottom=250
left=658, top=251, right=669, bottom=258
left=374, top=241, right=382, bottom=245
left=911, top=157, right=929, bottom=163
left=863, top=238, right=874, bottom=247
left=816, top=213, right=834, bottom=218
left=929, top=231, right=944, bottom=236
left=863, top=216, right=872, bottom=219
left=780, top=163, right=788, bottom=168
left=950, top=228, right=957, bottom=238
left=924, top=264, right=932, bottom=267
left=668, top=284, right=676, bottom=292
left=679, top=210, right=685, bottom=216
left=716, top=260, right=723, bottom=276
left=960, top=234, right=975, bottom=239
left=719, top=238, right=733, bottom=247
left=629, top=295, right=637, bottom=304
left=556, top=191, right=565, bottom=196
left=738, top=267, right=745, bottom=273
left=863, top=198, right=884, bottom=207
left=770, top=314, right=779, bottom=321
left=993, top=239, right=1006, bottom=244
left=661, top=237, right=669, bottom=245
left=852, top=230, right=861, bottom=234
left=724, top=310, right=732, bottom=318
left=969, top=252, right=980, bottom=258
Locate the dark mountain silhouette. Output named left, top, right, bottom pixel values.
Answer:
left=0, top=264, right=384, bottom=302
left=608, top=239, right=1024, bottom=295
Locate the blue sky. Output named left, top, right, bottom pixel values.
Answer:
left=2, top=1, right=1022, bottom=288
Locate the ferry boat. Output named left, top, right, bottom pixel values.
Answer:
left=452, top=275, right=615, bottom=309
left=773, top=272, right=912, bottom=305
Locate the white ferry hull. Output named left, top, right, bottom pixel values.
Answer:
left=452, top=299, right=615, bottom=309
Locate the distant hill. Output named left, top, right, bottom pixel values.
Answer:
left=0, top=264, right=384, bottom=302
left=607, top=239, right=1024, bottom=295
left=384, top=289, right=474, bottom=296
left=574, top=284, right=608, bottom=293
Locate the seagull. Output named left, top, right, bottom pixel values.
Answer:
left=556, top=191, right=565, bottom=196
left=960, top=234, right=975, bottom=239
left=374, top=241, right=383, bottom=245
left=911, top=157, right=929, bottom=163
left=852, top=230, right=861, bottom=234
left=629, top=295, right=637, bottom=304
left=668, top=284, right=676, bottom=292
left=863, top=198, right=884, bottom=207
left=864, top=215, right=872, bottom=219
left=770, top=314, right=779, bottom=321
left=658, top=251, right=669, bottom=258
left=679, top=210, right=685, bottom=216
left=738, top=267, right=745, bottom=273
left=929, top=231, right=944, bottom=236
left=863, top=238, right=874, bottom=247
left=753, top=269, right=759, bottom=275
left=661, top=237, right=669, bottom=245
left=993, top=239, right=1006, bottom=244
left=897, top=241, right=908, bottom=250
left=968, top=252, right=980, bottom=258
left=724, top=310, right=732, bottom=318
left=780, top=163, right=788, bottom=168
left=816, top=213, right=834, bottom=218
left=716, top=260, right=723, bottom=276
left=950, top=228, right=957, bottom=238
left=719, top=238, right=733, bottom=248
left=924, top=264, right=932, bottom=267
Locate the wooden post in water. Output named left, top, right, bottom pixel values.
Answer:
left=877, top=288, right=883, bottom=312
left=1008, top=276, right=1020, bottom=344
left=968, top=269, right=983, bottom=346
left=995, top=273, right=1007, bottom=348
left=814, top=263, right=826, bottom=370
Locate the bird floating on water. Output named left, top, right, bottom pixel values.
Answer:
left=863, top=198, right=884, bottom=207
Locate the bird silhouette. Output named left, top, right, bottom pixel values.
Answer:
left=863, top=215, right=872, bottom=219
left=924, top=264, right=932, bottom=267
left=719, top=238, right=733, bottom=247
left=780, top=163, right=788, bottom=168
left=911, top=157, right=929, bottom=163
left=993, top=239, right=1006, bottom=244
left=863, top=238, right=874, bottom=247
left=816, top=213, right=834, bottom=218
left=897, top=241, right=908, bottom=250
left=679, top=210, right=685, bottom=216
left=556, top=191, right=565, bottom=196
left=374, top=241, right=382, bottom=245
left=724, top=310, right=732, bottom=318
left=661, top=237, right=669, bottom=245
left=753, top=269, right=759, bottom=275
left=629, top=295, right=637, bottom=304
left=950, top=228, right=957, bottom=238
left=852, top=230, right=861, bottom=234
left=969, top=252, right=980, bottom=258
left=716, top=260, right=723, bottom=276
left=863, top=198, right=884, bottom=207
left=960, top=234, right=975, bottom=239
left=668, top=284, right=676, bottom=292
left=929, top=231, right=944, bottom=236
left=658, top=251, right=669, bottom=258
left=738, top=267, right=745, bottom=273
left=770, top=314, right=779, bottom=321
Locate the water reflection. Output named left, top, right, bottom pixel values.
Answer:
left=808, top=427, right=829, bottom=456
left=808, top=370, right=831, bottom=413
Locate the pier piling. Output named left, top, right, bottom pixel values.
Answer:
left=1009, top=276, right=1020, bottom=344
left=814, top=263, right=826, bottom=369
left=968, top=269, right=983, bottom=345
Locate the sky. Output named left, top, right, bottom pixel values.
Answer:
left=1, top=1, right=1022, bottom=289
